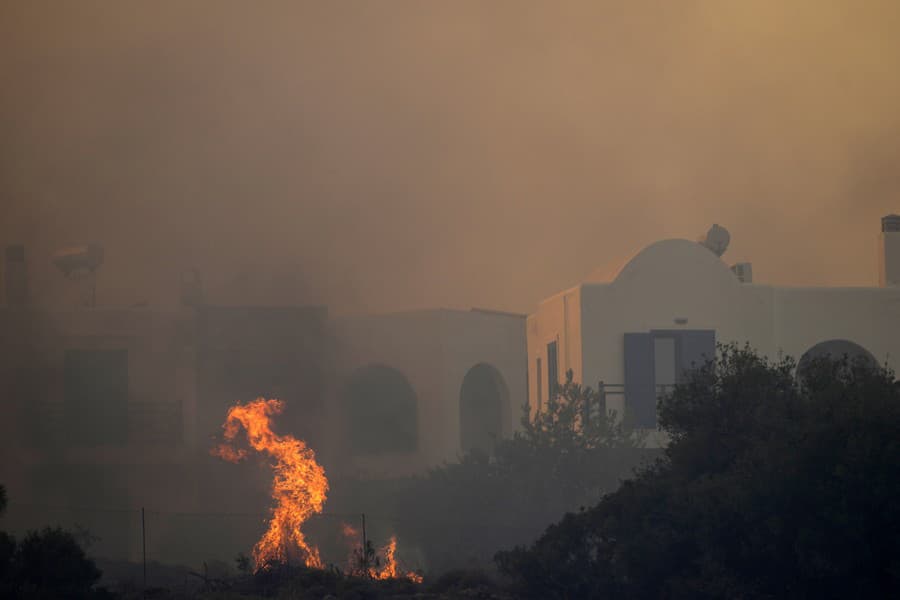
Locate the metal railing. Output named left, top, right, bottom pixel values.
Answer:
left=587, top=382, right=677, bottom=424
left=28, top=400, right=183, bottom=446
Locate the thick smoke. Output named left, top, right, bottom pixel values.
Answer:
left=1, top=1, right=899, bottom=314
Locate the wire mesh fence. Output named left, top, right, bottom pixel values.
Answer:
left=5, top=501, right=420, bottom=587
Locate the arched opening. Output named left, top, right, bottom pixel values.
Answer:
left=342, top=365, right=417, bottom=454
left=797, top=339, right=877, bottom=380
left=459, top=363, right=509, bottom=455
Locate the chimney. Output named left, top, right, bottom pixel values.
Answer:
left=4, top=244, right=28, bottom=306
left=879, top=214, right=900, bottom=287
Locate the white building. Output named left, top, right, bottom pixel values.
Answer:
left=329, top=308, right=527, bottom=478
left=527, top=216, right=900, bottom=443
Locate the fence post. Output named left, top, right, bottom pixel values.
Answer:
left=361, top=513, right=367, bottom=574
left=141, top=507, right=147, bottom=593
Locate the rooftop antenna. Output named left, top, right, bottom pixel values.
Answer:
left=52, top=244, right=104, bottom=307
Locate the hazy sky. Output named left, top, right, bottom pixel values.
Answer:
left=2, top=1, right=899, bottom=314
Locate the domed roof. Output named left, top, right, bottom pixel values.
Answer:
left=589, top=239, right=738, bottom=288
left=585, top=251, right=640, bottom=283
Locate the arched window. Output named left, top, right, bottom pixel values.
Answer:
left=459, top=363, right=509, bottom=455
left=342, top=365, right=417, bottom=454
left=797, top=339, right=877, bottom=381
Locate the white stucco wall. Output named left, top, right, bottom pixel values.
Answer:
left=439, top=309, right=528, bottom=441
left=333, top=308, right=526, bottom=478
left=773, top=287, right=900, bottom=368
left=526, top=286, right=582, bottom=412
left=578, top=240, right=777, bottom=390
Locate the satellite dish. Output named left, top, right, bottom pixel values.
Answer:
left=699, top=224, right=730, bottom=257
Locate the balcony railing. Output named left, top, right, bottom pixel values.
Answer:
left=31, top=401, right=182, bottom=446
left=582, top=382, right=677, bottom=424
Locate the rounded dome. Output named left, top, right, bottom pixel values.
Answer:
left=585, top=251, right=639, bottom=283
left=612, top=239, right=738, bottom=288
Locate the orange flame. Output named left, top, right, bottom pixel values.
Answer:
left=341, top=523, right=422, bottom=582
left=375, top=537, right=423, bottom=583
left=211, top=398, right=328, bottom=570
left=371, top=537, right=400, bottom=580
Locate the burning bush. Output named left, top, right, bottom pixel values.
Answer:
left=212, top=398, right=329, bottom=570
left=212, top=398, right=422, bottom=582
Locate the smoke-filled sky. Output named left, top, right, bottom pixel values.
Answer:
left=2, top=1, right=898, bottom=314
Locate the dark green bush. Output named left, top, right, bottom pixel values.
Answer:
left=498, top=345, right=900, bottom=599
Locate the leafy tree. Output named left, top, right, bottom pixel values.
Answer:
left=12, top=527, right=103, bottom=599
left=392, top=372, right=649, bottom=571
left=497, top=344, right=900, bottom=598
left=0, top=534, right=12, bottom=596
left=0, top=484, right=13, bottom=597
left=521, top=369, right=641, bottom=451
left=0, top=486, right=102, bottom=600
left=0, top=487, right=105, bottom=598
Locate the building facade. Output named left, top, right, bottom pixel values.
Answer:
left=0, top=260, right=526, bottom=562
left=330, top=308, right=527, bottom=478
left=0, top=303, right=333, bottom=563
left=3, top=215, right=897, bottom=562
left=527, top=216, right=900, bottom=444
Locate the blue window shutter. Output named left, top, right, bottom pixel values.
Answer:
left=677, top=330, right=716, bottom=382
left=547, top=341, right=559, bottom=398
left=624, top=333, right=656, bottom=427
